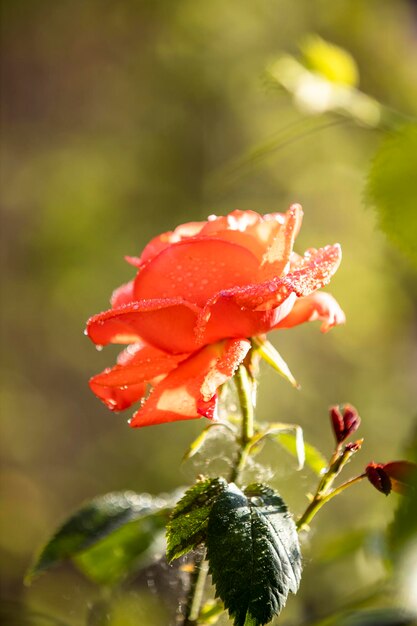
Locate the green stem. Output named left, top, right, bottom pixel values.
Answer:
left=234, top=365, right=255, bottom=443
left=180, top=550, right=208, bottom=625
left=188, top=556, right=209, bottom=623
left=296, top=473, right=366, bottom=532
left=229, top=365, right=255, bottom=484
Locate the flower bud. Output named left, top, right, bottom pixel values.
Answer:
left=330, top=404, right=361, bottom=444
left=366, top=462, right=392, bottom=495
left=366, top=461, right=417, bottom=496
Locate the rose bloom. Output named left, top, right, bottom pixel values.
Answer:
left=87, top=205, right=345, bottom=427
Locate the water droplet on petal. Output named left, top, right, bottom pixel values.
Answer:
left=96, top=344, right=103, bottom=351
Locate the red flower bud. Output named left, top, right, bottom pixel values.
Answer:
left=366, top=461, right=417, bottom=496
left=330, top=404, right=361, bottom=444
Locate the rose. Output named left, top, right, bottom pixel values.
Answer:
left=87, top=205, right=345, bottom=427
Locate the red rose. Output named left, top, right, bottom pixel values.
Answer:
left=87, top=205, right=344, bottom=426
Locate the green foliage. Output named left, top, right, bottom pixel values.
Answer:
left=206, top=483, right=302, bottom=626
left=388, top=423, right=417, bottom=561
left=73, top=510, right=168, bottom=585
left=277, top=432, right=327, bottom=475
left=315, top=608, right=417, bottom=626
left=0, top=601, right=70, bottom=626
left=26, top=492, right=171, bottom=584
left=366, top=124, right=417, bottom=266
left=252, top=337, right=299, bottom=389
left=166, top=477, right=227, bottom=562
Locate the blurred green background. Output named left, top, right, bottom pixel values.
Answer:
left=1, top=0, right=417, bottom=624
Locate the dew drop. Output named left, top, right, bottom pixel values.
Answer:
left=96, top=344, right=103, bottom=351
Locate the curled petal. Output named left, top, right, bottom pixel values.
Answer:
left=275, top=292, right=345, bottom=333
left=89, top=345, right=189, bottom=411
left=134, top=238, right=260, bottom=307
left=110, top=280, right=136, bottom=308
left=199, top=210, right=288, bottom=261
left=130, top=339, right=250, bottom=427
left=200, top=210, right=261, bottom=235
left=86, top=299, right=201, bottom=354
left=200, top=338, right=251, bottom=401
left=229, top=244, right=342, bottom=312
left=196, top=294, right=296, bottom=346
left=259, top=204, right=303, bottom=280
left=193, top=245, right=341, bottom=343
left=284, top=244, right=342, bottom=297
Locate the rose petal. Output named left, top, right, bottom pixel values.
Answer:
left=199, top=210, right=285, bottom=261
left=196, top=294, right=296, bottom=346
left=137, top=221, right=206, bottom=266
left=89, top=345, right=189, bottom=411
left=111, top=280, right=136, bottom=308
left=130, top=339, right=250, bottom=427
left=86, top=299, right=201, bottom=354
left=230, top=244, right=342, bottom=311
left=200, top=338, right=251, bottom=400
left=194, top=245, right=341, bottom=343
left=116, top=342, right=145, bottom=366
left=259, top=204, right=303, bottom=280
left=275, top=292, right=345, bottom=333
left=134, top=238, right=260, bottom=307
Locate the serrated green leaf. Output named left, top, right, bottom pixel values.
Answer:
left=166, top=478, right=227, bottom=562
left=366, top=123, right=417, bottom=266
left=207, top=483, right=302, bottom=626
left=74, top=508, right=168, bottom=584
left=252, top=338, right=300, bottom=389
left=26, top=491, right=170, bottom=583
